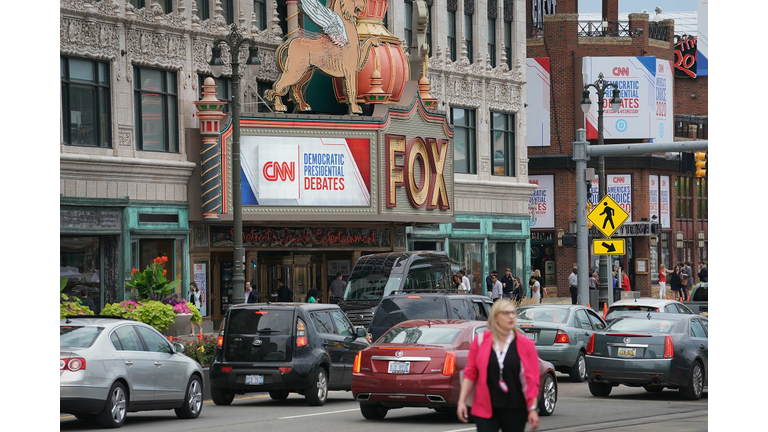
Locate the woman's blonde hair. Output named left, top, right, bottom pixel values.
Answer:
left=487, top=299, right=519, bottom=341
left=534, top=269, right=541, bottom=277
left=659, top=264, right=666, bottom=270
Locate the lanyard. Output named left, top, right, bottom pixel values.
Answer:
left=494, top=333, right=514, bottom=393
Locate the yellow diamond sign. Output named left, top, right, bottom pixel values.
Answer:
left=588, top=195, right=629, bottom=238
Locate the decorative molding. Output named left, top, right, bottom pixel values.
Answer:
left=488, top=0, right=498, bottom=19
left=503, top=0, right=513, bottom=22
left=464, top=0, right=475, bottom=15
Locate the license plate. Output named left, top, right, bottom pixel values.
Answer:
left=617, top=347, right=636, bottom=358
left=388, top=361, right=411, bottom=374
left=245, top=375, right=264, bottom=385
left=525, top=332, right=535, bottom=341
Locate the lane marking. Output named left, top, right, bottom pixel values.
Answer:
left=278, top=408, right=359, bottom=419
left=441, top=428, right=475, bottom=432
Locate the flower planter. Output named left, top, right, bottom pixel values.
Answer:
left=163, top=313, right=192, bottom=336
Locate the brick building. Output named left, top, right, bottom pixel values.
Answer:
left=524, top=0, right=708, bottom=302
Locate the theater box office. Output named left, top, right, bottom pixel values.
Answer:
left=188, top=87, right=455, bottom=325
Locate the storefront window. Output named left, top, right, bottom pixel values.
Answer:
left=61, top=237, right=102, bottom=314
left=449, top=242, right=482, bottom=294
left=131, top=238, right=183, bottom=299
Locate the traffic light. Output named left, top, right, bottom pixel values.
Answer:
left=694, top=151, right=707, bottom=178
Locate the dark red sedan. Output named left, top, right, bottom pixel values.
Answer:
left=352, top=319, right=557, bottom=420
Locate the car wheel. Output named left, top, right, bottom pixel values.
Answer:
left=679, top=361, right=704, bottom=400
left=96, top=381, right=127, bottom=428
left=175, top=375, right=203, bottom=419
left=269, top=390, right=291, bottom=400
left=305, top=367, right=328, bottom=406
left=211, top=386, right=235, bottom=406
left=644, top=385, right=664, bottom=393
left=588, top=380, right=612, bottom=397
left=359, top=403, right=388, bottom=420
left=539, top=373, right=557, bottom=416
left=569, top=352, right=587, bottom=382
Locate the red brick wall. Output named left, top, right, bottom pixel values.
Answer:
left=674, top=76, right=708, bottom=116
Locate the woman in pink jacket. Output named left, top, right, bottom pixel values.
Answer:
left=457, top=299, right=540, bottom=431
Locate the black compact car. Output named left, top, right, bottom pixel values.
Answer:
left=368, top=293, right=493, bottom=342
left=210, top=303, right=370, bottom=406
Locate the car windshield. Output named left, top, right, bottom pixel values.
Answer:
left=517, top=307, right=570, bottom=323
left=605, top=306, right=658, bottom=321
left=379, top=325, right=463, bottom=344
left=608, top=317, right=683, bottom=334
left=371, top=297, right=448, bottom=329
left=60, top=326, right=103, bottom=348
left=227, top=309, right=293, bottom=334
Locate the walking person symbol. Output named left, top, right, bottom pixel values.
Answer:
left=600, top=202, right=615, bottom=230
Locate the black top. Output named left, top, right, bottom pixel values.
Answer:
left=486, top=337, right=526, bottom=410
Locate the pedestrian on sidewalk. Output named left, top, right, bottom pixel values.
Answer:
left=188, top=282, right=203, bottom=336
left=568, top=268, right=578, bottom=305
left=698, top=262, right=708, bottom=283
left=460, top=269, right=472, bottom=292
left=669, top=265, right=682, bottom=300
left=589, top=272, right=599, bottom=291
left=491, top=273, right=504, bottom=302
left=529, top=276, right=541, bottom=304
left=534, top=270, right=546, bottom=298
left=329, top=272, right=346, bottom=304
left=658, top=264, right=669, bottom=299
left=681, top=262, right=693, bottom=300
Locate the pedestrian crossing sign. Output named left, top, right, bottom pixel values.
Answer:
left=587, top=195, right=629, bottom=238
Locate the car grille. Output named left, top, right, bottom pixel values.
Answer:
left=345, top=310, right=374, bottom=327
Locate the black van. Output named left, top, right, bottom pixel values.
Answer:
left=338, top=251, right=455, bottom=328
left=209, top=303, right=369, bottom=406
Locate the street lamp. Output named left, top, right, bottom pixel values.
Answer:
left=209, top=24, right=262, bottom=304
left=581, top=72, right=621, bottom=305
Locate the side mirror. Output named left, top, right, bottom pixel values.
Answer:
left=173, top=342, right=185, bottom=354
left=356, top=327, right=367, bottom=338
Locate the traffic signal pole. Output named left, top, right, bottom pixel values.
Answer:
left=572, top=130, right=708, bottom=308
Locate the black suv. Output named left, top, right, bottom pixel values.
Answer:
left=210, top=303, right=369, bottom=406
left=368, top=293, right=494, bottom=342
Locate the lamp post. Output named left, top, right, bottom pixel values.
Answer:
left=209, top=23, right=262, bottom=304
left=580, top=72, right=621, bottom=305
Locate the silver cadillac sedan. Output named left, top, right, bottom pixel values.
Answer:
left=60, top=317, right=204, bottom=428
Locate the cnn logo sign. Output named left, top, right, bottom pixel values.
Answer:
left=612, top=67, right=630, bottom=76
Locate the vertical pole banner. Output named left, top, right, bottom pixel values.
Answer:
left=660, top=176, right=671, bottom=228
left=654, top=59, right=674, bottom=141
left=194, top=263, right=207, bottom=317
left=649, top=175, right=659, bottom=223
left=528, top=175, right=554, bottom=229
left=526, top=58, right=551, bottom=147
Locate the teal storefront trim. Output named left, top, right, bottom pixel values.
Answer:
left=407, top=213, right=532, bottom=296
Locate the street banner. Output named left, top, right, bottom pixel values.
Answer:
left=529, top=175, right=554, bottom=229
left=654, top=59, right=674, bottom=141
left=660, top=176, right=671, bottom=228
left=649, top=175, right=659, bottom=224
left=526, top=58, right=551, bottom=147
left=582, top=56, right=656, bottom=140
left=193, top=263, right=207, bottom=317
left=241, top=136, right=371, bottom=206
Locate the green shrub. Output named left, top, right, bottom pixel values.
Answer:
left=60, top=301, right=95, bottom=319
left=130, top=301, right=176, bottom=332
left=182, top=337, right=218, bottom=367
left=100, top=301, right=140, bottom=320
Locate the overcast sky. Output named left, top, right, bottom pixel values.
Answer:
left=578, top=0, right=699, bottom=14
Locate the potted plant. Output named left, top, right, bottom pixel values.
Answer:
left=60, top=277, right=95, bottom=319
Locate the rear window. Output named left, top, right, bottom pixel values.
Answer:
left=692, top=285, right=707, bottom=302
left=608, top=318, right=683, bottom=334
left=379, top=325, right=463, bottom=344
left=60, top=326, right=103, bottom=348
left=371, top=297, right=449, bottom=329
left=605, top=306, right=658, bottom=321
left=517, top=307, right=570, bottom=324
left=227, top=309, right=294, bottom=334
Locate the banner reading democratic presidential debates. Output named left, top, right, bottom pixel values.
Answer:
left=582, top=56, right=674, bottom=141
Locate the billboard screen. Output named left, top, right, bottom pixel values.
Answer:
left=240, top=136, right=371, bottom=206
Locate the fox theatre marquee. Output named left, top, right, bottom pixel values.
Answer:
left=187, top=83, right=453, bottom=318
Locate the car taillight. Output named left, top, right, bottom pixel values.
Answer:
left=663, top=336, right=674, bottom=359
left=279, top=367, right=292, bottom=374
left=217, top=336, right=224, bottom=347
left=221, top=366, right=233, bottom=373
left=443, top=352, right=456, bottom=375
left=61, top=358, right=86, bottom=372
left=554, top=330, right=570, bottom=344
left=353, top=351, right=362, bottom=373
left=297, top=318, right=308, bottom=347
left=586, top=334, right=595, bottom=355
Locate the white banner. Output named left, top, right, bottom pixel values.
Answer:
left=654, top=59, right=674, bottom=141
left=589, top=174, right=632, bottom=221
left=660, top=176, right=671, bottom=228
left=526, top=58, right=551, bottom=147
left=649, top=175, right=659, bottom=223
left=529, top=175, right=554, bottom=229
left=194, top=263, right=207, bottom=317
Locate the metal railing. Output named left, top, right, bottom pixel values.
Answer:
left=675, top=115, right=708, bottom=140
left=528, top=21, right=670, bottom=41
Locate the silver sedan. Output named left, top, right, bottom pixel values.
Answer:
left=516, top=305, right=607, bottom=382
left=60, top=317, right=204, bottom=428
